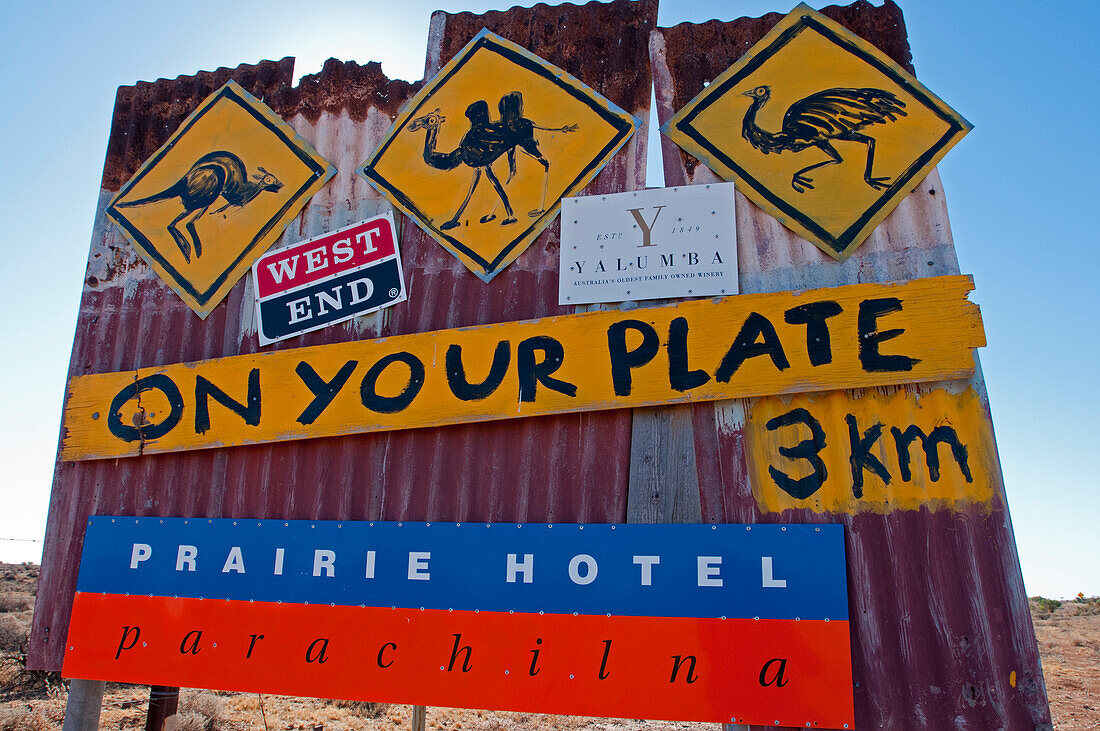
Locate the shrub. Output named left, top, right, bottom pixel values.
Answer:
left=327, top=698, right=389, bottom=718
left=0, top=706, right=50, bottom=731
left=1030, top=596, right=1062, bottom=617
left=0, top=595, right=32, bottom=613
left=176, top=690, right=223, bottom=731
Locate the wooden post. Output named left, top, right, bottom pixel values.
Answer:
left=146, top=686, right=180, bottom=730
left=411, top=704, right=427, bottom=731
left=627, top=405, right=702, bottom=524
left=62, top=678, right=105, bottom=731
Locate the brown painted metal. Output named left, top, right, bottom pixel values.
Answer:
left=651, top=2, right=1050, bottom=728
left=31, top=0, right=655, bottom=673
left=145, top=686, right=179, bottom=730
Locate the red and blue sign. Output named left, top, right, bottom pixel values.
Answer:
left=252, top=212, right=406, bottom=345
left=64, top=518, right=854, bottom=728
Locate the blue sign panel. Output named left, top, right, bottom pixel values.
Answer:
left=76, top=518, right=847, bottom=621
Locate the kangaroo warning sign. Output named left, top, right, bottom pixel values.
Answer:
left=107, top=80, right=336, bottom=318
left=64, top=518, right=854, bottom=728
left=662, top=4, right=971, bottom=261
left=252, top=213, right=407, bottom=345
left=358, top=29, right=637, bottom=282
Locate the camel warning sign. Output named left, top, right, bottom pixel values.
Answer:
left=358, top=29, right=637, bottom=282
left=661, top=4, right=971, bottom=261
left=107, top=80, right=336, bottom=318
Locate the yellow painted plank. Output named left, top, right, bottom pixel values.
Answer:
left=61, top=275, right=984, bottom=461
left=745, top=386, right=998, bottom=514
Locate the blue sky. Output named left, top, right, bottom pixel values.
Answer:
left=1, top=0, right=1096, bottom=598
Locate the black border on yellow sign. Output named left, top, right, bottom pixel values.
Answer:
left=360, top=31, right=635, bottom=278
left=107, top=84, right=330, bottom=307
left=669, top=11, right=969, bottom=257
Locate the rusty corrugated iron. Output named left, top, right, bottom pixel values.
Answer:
left=31, top=0, right=656, bottom=672
left=651, top=2, right=1050, bottom=728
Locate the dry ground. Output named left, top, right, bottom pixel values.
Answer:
left=1, top=563, right=1096, bottom=729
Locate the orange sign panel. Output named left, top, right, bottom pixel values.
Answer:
left=359, top=29, right=637, bottom=282
left=662, top=4, right=971, bottom=260
left=107, top=81, right=335, bottom=318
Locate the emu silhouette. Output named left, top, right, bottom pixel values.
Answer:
left=409, top=102, right=517, bottom=231
left=740, top=85, right=907, bottom=193
left=117, top=151, right=283, bottom=262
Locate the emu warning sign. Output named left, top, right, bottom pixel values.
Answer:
left=64, top=518, right=854, bottom=728
left=107, top=80, right=336, bottom=318
left=60, top=276, right=983, bottom=461
left=662, top=4, right=971, bottom=261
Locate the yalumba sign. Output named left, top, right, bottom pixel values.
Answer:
left=60, top=276, right=984, bottom=460
left=559, top=184, right=737, bottom=305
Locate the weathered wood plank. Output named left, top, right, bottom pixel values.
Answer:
left=627, top=404, right=702, bottom=524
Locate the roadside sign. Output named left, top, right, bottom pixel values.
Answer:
left=253, top=212, right=407, bottom=345
left=107, top=80, right=336, bottom=318
left=60, top=276, right=984, bottom=461
left=661, top=4, right=971, bottom=261
left=559, top=184, right=737, bottom=305
left=65, top=518, right=853, bottom=728
left=358, top=29, right=638, bottom=282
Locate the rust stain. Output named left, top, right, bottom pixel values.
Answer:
left=102, top=58, right=422, bottom=192
left=103, top=59, right=296, bottom=191
left=271, top=58, right=422, bottom=124
left=437, top=0, right=657, bottom=116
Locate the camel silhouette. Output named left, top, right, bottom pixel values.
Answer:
left=409, top=102, right=516, bottom=231
left=408, top=94, right=578, bottom=229
left=116, top=151, right=282, bottom=262
left=740, top=85, right=907, bottom=193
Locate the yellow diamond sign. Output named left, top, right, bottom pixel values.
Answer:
left=108, top=80, right=335, bottom=318
left=359, top=29, right=638, bottom=282
left=662, top=4, right=971, bottom=261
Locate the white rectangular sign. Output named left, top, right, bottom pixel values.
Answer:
left=559, top=184, right=737, bottom=305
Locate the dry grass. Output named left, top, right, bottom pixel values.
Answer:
left=1032, top=596, right=1100, bottom=730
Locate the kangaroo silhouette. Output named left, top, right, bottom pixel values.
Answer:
left=117, top=151, right=283, bottom=262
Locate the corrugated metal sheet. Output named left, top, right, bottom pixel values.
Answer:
left=32, top=0, right=657, bottom=672
left=651, top=2, right=1050, bottom=728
